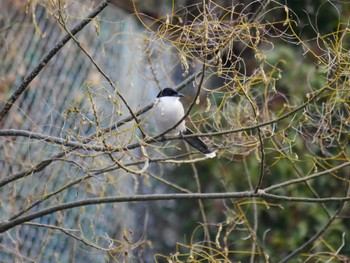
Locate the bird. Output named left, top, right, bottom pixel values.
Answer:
left=153, top=87, right=216, bottom=158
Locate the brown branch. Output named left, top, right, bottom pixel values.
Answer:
left=0, top=72, right=201, bottom=189
left=1, top=190, right=350, bottom=233
left=23, top=222, right=107, bottom=251
left=264, top=161, right=350, bottom=193
left=55, top=10, right=146, bottom=139
left=278, top=183, right=350, bottom=262
left=0, top=0, right=113, bottom=123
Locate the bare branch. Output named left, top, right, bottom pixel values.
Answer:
left=0, top=0, right=112, bottom=123
left=1, top=191, right=350, bottom=233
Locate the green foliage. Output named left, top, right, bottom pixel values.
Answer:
left=1, top=0, right=350, bottom=261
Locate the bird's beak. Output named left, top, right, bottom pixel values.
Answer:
left=177, top=92, right=185, bottom=97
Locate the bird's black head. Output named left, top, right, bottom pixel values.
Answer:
left=157, top=88, right=184, bottom=98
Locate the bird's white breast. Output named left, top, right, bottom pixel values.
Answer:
left=154, top=97, right=186, bottom=135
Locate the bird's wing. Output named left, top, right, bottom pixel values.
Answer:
left=183, top=128, right=216, bottom=158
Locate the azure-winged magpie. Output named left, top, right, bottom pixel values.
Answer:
left=153, top=87, right=216, bottom=158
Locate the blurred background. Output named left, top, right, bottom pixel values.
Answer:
left=1, top=0, right=350, bottom=262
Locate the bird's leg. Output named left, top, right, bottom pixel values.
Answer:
left=179, top=131, right=185, bottom=140
left=160, top=134, right=167, bottom=142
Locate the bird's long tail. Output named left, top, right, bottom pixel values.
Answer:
left=183, top=128, right=216, bottom=158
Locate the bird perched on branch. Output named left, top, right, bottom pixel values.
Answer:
left=153, top=87, right=216, bottom=158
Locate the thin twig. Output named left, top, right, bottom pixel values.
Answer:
left=264, top=161, right=350, bottom=193
left=0, top=87, right=330, bottom=189
left=0, top=0, right=112, bottom=123
left=55, top=11, right=146, bottom=139
left=0, top=72, right=202, bottom=189
left=278, top=182, right=350, bottom=263
left=24, top=222, right=109, bottom=251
